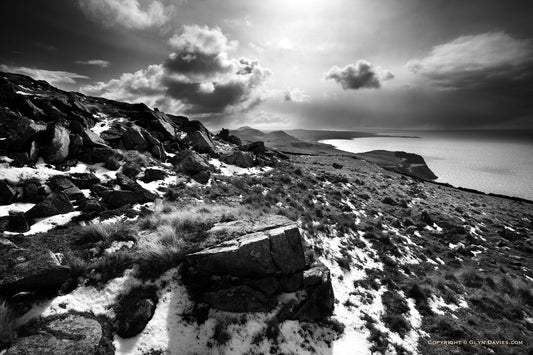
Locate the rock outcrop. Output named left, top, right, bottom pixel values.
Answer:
left=182, top=215, right=334, bottom=320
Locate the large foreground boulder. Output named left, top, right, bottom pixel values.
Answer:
left=4, top=313, right=113, bottom=355
left=185, top=223, right=305, bottom=278
left=182, top=215, right=333, bottom=316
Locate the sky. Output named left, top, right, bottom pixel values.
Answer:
left=1, top=0, right=532, bottom=131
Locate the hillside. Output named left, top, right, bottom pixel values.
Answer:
left=0, top=72, right=532, bottom=355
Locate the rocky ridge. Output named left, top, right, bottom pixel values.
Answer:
left=0, top=72, right=531, bottom=355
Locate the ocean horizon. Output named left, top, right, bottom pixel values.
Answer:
left=321, top=130, right=533, bottom=201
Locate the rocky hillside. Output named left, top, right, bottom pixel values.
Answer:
left=0, top=72, right=532, bottom=355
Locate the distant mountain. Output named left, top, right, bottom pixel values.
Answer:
left=230, top=126, right=336, bottom=155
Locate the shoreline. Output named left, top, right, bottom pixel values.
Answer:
left=318, top=138, right=533, bottom=205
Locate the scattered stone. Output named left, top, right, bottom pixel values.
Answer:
left=382, top=196, right=397, bottom=205
left=49, top=176, right=85, bottom=200
left=0, top=180, right=17, bottom=205
left=171, top=150, right=211, bottom=184
left=141, top=168, right=168, bottom=183
left=25, top=192, right=74, bottom=219
left=332, top=162, right=343, bottom=169
left=0, top=213, right=29, bottom=233
left=78, top=199, right=103, bottom=213
left=114, top=286, right=158, bottom=338
left=242, top=141, right=266, bottom=155
left=222, top=150, right=255, bottom=168
left=100, top=190, right=149, bottom=208
left=70, top=172, right=100, bottom=189
left=421, top=210, right=433, bottom=226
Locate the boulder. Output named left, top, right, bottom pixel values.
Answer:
left=167, top=114, right=189, bottom=127
left=182, top=120, right=211, bottom=137
left=185, top=223, right=305, bottom=279
left=222, top=150, right=255, bottom=168
left=114, top=286, right=158, bottom=338
left=0, top=213, right=29, bottom=233
left=42, top=124, right=70, bottom=164
left=4, top=313, right=111, bottom=355
left=68, top=134, right=83, bottom=157
left=182, top=217, right=328, bottom=314
left=242, top=141, right=266, bottom=155
left=6, top=152, right=29, bottom=167
left=100, top=190, right=150, bottom=208
left=217, top=128, right=242, bottom=146
left=282, top=262, right=335, bottom=322
left=0, top=109, right=46, bottom=152
left=141, top=168, right=168, bottom=183
left=0, top=244, right=70, bottom=293
left=187, top=130, right=215, bottom=155
left=0, top=180, right=17, bottom=205
left=21, top=181, right=45, bottom=203
left=48, top=176, right=85, bottom=200
left=70, top=172, right=100, bottom=189
left=25, top=192, right=74, bottom=219
left=78, top=199, right=103, bottom=213
left=122, top=125, right=149, bottom=151
left=171, top=150, right=211, bottom=184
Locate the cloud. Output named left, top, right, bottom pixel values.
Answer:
left=407, top=31, right=533, bottom=90
left=249, top=42, right=264, bottom=54
left=78, top=0, right=174, bottom=29
left=283, top=88, right=311, bottom=103
left=164, top=25, right=238, bottom=78
left=81, top=26, right=272, bottom=115
left=75, top=59, right=111, bottom=68
left=0, top=64, right=89, bottom=85
left=325, top=60, right=394, bottom=90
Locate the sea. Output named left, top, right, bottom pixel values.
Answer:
left=321, top=130, right=533, bottom=201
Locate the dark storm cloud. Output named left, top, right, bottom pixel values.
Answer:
left=325, top=60, right=394, bottom=90
left=81, top=26, right=271, bottom=115
left=407, top=32, right=533, bottom=91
